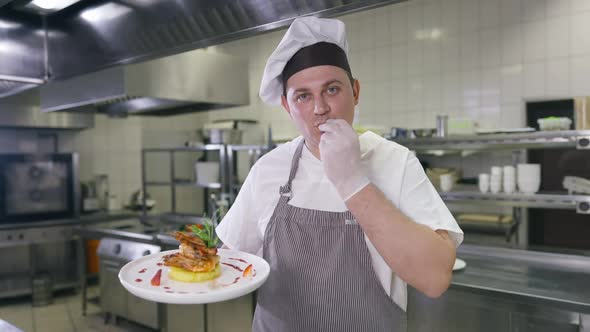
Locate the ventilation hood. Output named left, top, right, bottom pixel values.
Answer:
left=40, top=49, right=249, bottom=116
left=1, top=0, right=406, bottom=104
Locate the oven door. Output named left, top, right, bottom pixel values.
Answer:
left=1, top=154, right=76, bottom=222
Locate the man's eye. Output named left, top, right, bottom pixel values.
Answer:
left=327, top=86, right=339, bottom=94
left=297, top=94, right=310, bottom=102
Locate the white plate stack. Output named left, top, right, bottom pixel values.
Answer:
left=490, top=167, right=502, bottom=194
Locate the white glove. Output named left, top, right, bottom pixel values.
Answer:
left=318, top=119, right=370, bottom=201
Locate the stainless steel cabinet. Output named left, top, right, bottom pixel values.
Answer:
left=206, top=294, right=254, bottom=332
left=128, top=293, right=159, bottom=330
left=99, top=261, right=127, bottom=319
left=408, top=287, right=587, bottom=332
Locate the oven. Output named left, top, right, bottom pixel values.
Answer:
left=0, top=153, right=79, bottom=223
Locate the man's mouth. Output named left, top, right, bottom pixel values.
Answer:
left=314, top=116, right=329, bottom=128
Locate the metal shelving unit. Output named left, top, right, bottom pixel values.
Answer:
left=141, top=144, right=227, bottom=219
left=391, top=130, right=590, bottom=245
left=439, top=189, right=590, bottom=213
left=393, top=130, right=590, bottom=152
left=226, top=144, right=272, bottom=203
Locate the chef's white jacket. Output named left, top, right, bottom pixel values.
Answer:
left=216, top=131, right=464, bottom=311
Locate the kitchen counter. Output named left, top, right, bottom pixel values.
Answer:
left=454, top=244, right=590, bottom=314
left=0, top=211, right=139, bottom=230
left=76, top=220, right=590, bottom=314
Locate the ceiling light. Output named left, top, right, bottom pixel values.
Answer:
left=24, top=0, right=82, bottom=14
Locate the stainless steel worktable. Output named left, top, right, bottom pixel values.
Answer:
left=453, top=244, right=590, bottom=314
left=0, top=211, right=138, bottom=230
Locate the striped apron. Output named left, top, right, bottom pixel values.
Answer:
left=252, top=140, right=406, bottom=332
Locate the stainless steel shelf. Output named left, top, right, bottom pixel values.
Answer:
left=440, top=190, right=590, bottom=213
left=392, top=130, right=590, bottom=151
left=145, top=181, right=222, bottom=189
left=143, top=144, right=224, bottom=152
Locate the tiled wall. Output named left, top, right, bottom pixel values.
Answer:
left=205, top=0, right=590, bottom=136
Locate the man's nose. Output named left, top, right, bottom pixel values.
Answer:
left=313, top=95, right=330, bottom=115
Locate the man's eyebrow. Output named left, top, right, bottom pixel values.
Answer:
left=324, top=79, right=344, bottom=86
left=292, top=79, right=345, bottom=94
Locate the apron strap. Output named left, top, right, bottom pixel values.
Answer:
left=279, top=139, right=306, bottom=197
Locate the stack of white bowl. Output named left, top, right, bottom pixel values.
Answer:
left=503, top=166, right=516, bottom=193
left=490, top=167, right=502, bottom=194
left=517, top=164, right=541, bottom=194
left=478, top=174, right=490, bottom=193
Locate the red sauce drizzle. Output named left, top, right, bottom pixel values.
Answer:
left=229, top=258, right=248, bottom=264
left=157, top=263, right=164, bottom=266
left=135, top=279, right=142, bottom=282
left=164, top=286, right=171, bottom=289
left=138, top=268, right=147, bottom=273
left=222, top=263, right=243, bottom=272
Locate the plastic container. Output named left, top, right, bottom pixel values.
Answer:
left=537, top=117, right=572, bottom=131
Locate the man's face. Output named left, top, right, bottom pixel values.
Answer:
left=281, top=65, right=360, bottom=149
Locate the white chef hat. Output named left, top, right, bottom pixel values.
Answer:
left=259, top=16, right=351, bottom=106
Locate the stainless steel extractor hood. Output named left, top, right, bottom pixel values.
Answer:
left=40, top=49, right=249, bottom=116
left=0, top=88, right=94, bottom=129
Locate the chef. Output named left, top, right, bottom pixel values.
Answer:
left=216, top=16, right=463, bottom=332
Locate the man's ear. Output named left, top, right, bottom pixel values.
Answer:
left=281, top=94, right=291, bottom=117
left=352, top=79, right=360, bottom=106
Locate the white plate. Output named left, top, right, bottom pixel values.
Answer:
left=453, top=258, right=466, bottom=271
left=119, top=249, right=270, bottom=304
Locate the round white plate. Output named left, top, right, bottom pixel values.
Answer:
left=453, top=258, right=466, bottom=271
left=119, top=249, right=270, bottom=304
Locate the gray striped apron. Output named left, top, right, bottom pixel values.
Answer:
left=252, top=140, right=406, bottom=332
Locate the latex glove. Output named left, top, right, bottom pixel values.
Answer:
left=318, top=119, right=370, bottom=201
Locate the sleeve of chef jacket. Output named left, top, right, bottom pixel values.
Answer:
left=398, top=152, right=464, bottom=247
left=215, top=163, right=263, bottom=255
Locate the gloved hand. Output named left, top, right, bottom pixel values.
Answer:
left=318, top=119, right=370, bottom=201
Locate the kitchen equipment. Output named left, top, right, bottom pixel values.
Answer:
left=107, top=195, right=121, bottom=211
left=574, top=97, right=590, bottom=130
left=440, top=174, right=454, bottom=192
left=40, top=49, right=249, bottom=116
left=410, top=128, right=436, bottom=138
left=478, top=174, right=490, bottom=193
left=457, top=214, right=513, bottom=224
left=436, top=115, right=448, bottom=138
left=119, top=248, right=270, bottom=304
left=95, top=174, right=109, bottom=210
left=452, top=258, right=466, bottom=271
left=475, top=127, right=536, bottom=135
left=427, top=168, right=461, bottom=190
left=81, top=181, right=100, bottom=213
left=537, top=117, right=572, bottom=131
left=98, top=238, right=162, bottom=329
left=517, top=164, right=541, bottom=194
left=503, top=166, right=516, bottom=194
left=129, top=190, right=156, bottom=211
left=390, top=127, right=408, bottom=138
left=194, top=161, right=220, bottom=186
left=563, top=176, right=590, bottom=195
left=31, top=273, right=53, bottom=307
left=0, top=153, right=78, bottom=223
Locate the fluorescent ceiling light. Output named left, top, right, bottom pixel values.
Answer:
left=25, top=0, right=82, bottom=14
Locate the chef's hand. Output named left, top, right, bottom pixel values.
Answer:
left=318, top=119, right=370, bottom=201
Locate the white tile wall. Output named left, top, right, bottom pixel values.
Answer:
left=199, top=0, right=587, bottom=135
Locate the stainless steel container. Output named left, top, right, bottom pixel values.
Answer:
left=32, top=273, right=53, bottom=307
left=436, top=115, right=448, bottom=138
left=205, top=128, right=242, bottom=144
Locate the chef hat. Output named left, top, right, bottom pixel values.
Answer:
left=259, top=16, right=351, bottom=106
